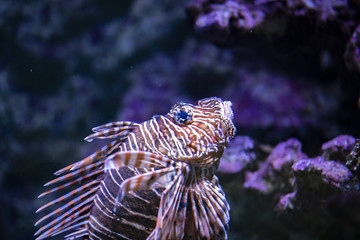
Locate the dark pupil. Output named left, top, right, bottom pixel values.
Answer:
left=178, top=110, right=188, bottom=123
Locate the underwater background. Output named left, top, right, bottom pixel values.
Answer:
left=0, top=0, right=360, bottom=239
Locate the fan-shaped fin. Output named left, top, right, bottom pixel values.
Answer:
left=105, top=151, right=176, bottom=170
left=64, top=227, right=88, bottom=239
left=91, top=121, right=138, bottom=132
left=85, top=121, right=138, bottom=142
left=84, top=131, right=132, bottom=142
left=193, top=190, right=213, bottom=238
left=204, top=180, right=230, bottom=218
left=203, top=185, right=228, bottom=227
left=114, top=167, right=177, bottom=205
left=36, top=186, right=98, bottom=225
left=148, top=165, right=189, bottom=240
left=35, top=199, right=93, bottom=239
left=158, top=175, right=186, bottom=240
left=173, top=189, right=188, bottom=238
left=67, top=139, right=123, bottom=174
left=189, top=190, right=199, bottom=232
left=42, top=164, right=102, bottom=188
left=35, top=121, right=139, bottom=240
left=197, top=184, right=227, bottom=238
left=46, top=215, right=89, bottom=238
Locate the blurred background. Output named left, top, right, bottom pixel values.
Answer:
left=0, top=0, right=359, bottom=239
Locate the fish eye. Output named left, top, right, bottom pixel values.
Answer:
left=174, top=108, right=193, bottom=125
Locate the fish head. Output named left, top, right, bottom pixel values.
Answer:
left=167, top=97, right=236, bottom=166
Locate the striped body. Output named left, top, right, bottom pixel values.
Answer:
left=35, top=97, right=236, bottom=240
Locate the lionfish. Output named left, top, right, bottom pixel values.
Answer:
left=35, top=97, right=236, bottom=240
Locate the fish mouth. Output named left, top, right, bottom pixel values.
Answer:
left=197, top=97, right=236, bottom=140
left=220, top=100, right=236, bottom=139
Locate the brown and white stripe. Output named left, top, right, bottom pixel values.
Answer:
left=35, top=97, right=235, bottom=240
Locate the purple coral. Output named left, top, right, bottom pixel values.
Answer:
left=187, top=0, right=360, bottom=72
left=321, top=135, right=356, bottom=163
left=292, top=156, right=354, bottom=188
left=321, top=135, right=356, bottom=153
left=286, top=0, right=349, bottom=20
left=192, top=1, right=266, bottom=38
left=218, top=135, right=256, bottom=173
left=269, top=138, right=307, bottom=170
left=224, top=135, right=360, bottom=213
left=187, top=0, right=353, bottom=42
left=244, top=138, right=306, bottom=193
left=277, top=192, right=296, bottom=210
left=223, top=135, right=360, bottom=238
left=187, top=0, right=275, bottom=42
left=244, top=162, right=272, bottom=192
left=278, top=136, right=359, bottom=213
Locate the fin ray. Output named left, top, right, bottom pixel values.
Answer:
left=68, top=139, right=123, bottom=173
left=42, top=165, right=102, bottom=189
left=36, top=186, right=98, bottom=225
left=35, top=198, right=93, bottom=238
left=105, top=151, right=175, bottom=170
left=91, top=121, right=138, bottom=132
left=36, top=180, right=99, bottom=214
